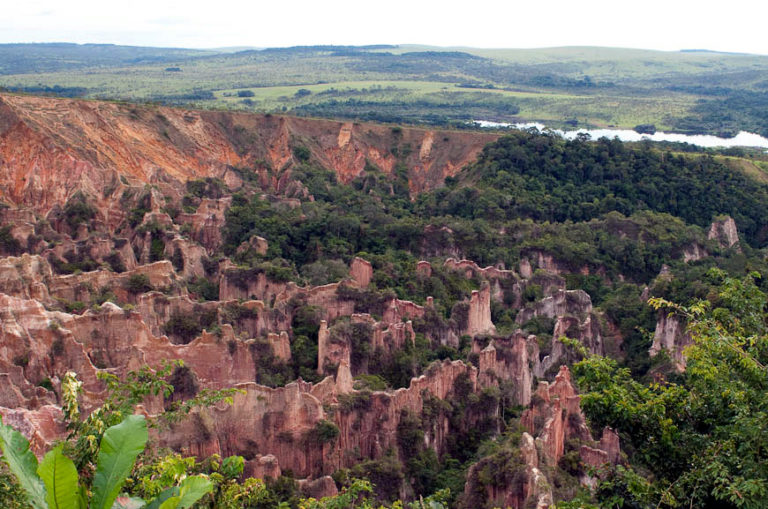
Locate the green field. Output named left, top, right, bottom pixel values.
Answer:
left=2, top=43, right=767, bottom=135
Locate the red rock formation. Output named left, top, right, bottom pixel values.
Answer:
left=682, top=243, right=708, bottom=262
left=466, top=284, right=495, bottom=336
left=461, top=431, right=553, bottom=509
left=444, top=258, right=516, bottom=281
left=521, top=367, right=592, bottom=466
left=0, top=405, right=66, bottom=457
left=156, top=359, right=480, bottom=478
left=298, top=476, right=339, bottom=499
left=416, top=260, right=432, bottom=277
left=536, top=313, right=603, bottom=378
left=382, top=298, right=425, bottom=325
left=243, top=454, right=282, bottom=480
left=0, top=93, right=497, bottom=212
left=166, top=236, right=208, bottom=279
left=268, top=332, right=292, bottom=362
left=349, top=257, right=373, bottom=288
left=476, top=332, right=539, bottom=406
left=177, top=198, right=231, bottom=253
left=236, top=235, right=269, bottom=257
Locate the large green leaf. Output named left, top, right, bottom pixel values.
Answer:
left=37, top=444, right=82, bottom=509
left=144, top=486, right=179, bottom=509
left=90, top=414, right=148, bottom=509
left=0, top=416, right=48, bottom=509
left=157, top=497, right=181, bottom=509
left=144, top=475, right=212, bottom=509
left=174, top=476, right=213, bottom=509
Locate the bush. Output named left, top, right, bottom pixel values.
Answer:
left=0, top=226, right=21, bottom=255
left=307, top=419, right=340, bottom=445
left=63, top=194, right=97, bottom=230
left=293, top=145, right=311, bottom=162
left=187, top=277, right=219, bottom=301
left=125, top=273, right=153, bottom=294
left=163, top=313, right=203, bottom=344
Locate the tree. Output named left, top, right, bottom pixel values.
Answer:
left=574, top=269, right=768, bottom=508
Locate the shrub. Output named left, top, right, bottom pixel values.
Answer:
left=163, top=313, right=202, bottom=344
left=293, top=145, right=311, bottom=162
left=63, top=194, right=97, bottom=230
left=125, top=273, right=153, bottom=294
left=307, top=419, right=340, bottom=445
left=0, top=226, right=21, bottom=255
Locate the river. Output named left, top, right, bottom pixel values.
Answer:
left=473, top=121, right=768, bottom=149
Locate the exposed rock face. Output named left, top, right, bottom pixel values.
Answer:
left=466, top=284, right=496, bottom=336
left=349, top=257, right=373, bottom=288
left=243, top=454, right=282, bottom=480
left=0, top=405, right=66, bottom=456
left=476, top=332, right=539, bottom=406
left=516, top=289, right=592, bottom=325
left=0, top=93, right=630, bottom=502
left=416, top=260, right=432, bottom=277
left=535, top=313, right=603, bottom=378
left=268, top=332, right=292, bottom=362
left=177, top=198, right=231, bottom=253
left=0, top=254, right=53, bottom=301
left=218, top=267, right=291, bottom=303
left=462, top=367, right=616, bottom=509
left=0, top=93, right=497, bottom=212
left=382, top=298, right=425, bottom=325
left=444, top=258, right=516, bottom=281
left=166, top=236, right=208, bottom=279
left=298, top=476, right=338, bottom=499
left=650, top=310, right=692, bottom=371
left=237, top=235, right=269, bottom=257
left=682, top=243, right=708, bottom=262
left=521, top=367, right=596, bottom=467
left=462, top=431, right=553, bottom=509
left=160, top=359, right=481, bottom=478
left=708, top=216, right=740, bottom=249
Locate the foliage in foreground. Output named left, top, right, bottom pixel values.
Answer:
left=575, top=269, right=768, bottom=508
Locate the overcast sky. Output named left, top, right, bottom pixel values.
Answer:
left=3, top=0, right=768, bottom=55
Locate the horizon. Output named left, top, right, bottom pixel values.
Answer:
left=2, top=41, right=766, bottom=58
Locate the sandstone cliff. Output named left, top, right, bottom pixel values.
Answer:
left=0, top=93, right=497, bottom=212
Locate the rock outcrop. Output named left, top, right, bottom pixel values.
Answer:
left=466, top=284, right=496, bottom=336
left=708, top=216, right=740, bottom=249
left=515, top=289, right=592, bottom=325
left=650, top=310, right=691, bottom=371
left=349, top=257, right=373, bottom=288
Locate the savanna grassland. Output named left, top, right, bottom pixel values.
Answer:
left=3, top=43, right=768, bottom=136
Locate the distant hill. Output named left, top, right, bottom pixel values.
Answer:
left=0, top=42, right=215, bottom=74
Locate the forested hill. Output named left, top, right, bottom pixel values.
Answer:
left=426, top=131, right=768, bottom=246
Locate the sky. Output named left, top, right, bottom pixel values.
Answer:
left=3, top=0, right=768, bottom=55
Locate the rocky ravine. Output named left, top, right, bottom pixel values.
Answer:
left=0, top=94, right=627, bottom=507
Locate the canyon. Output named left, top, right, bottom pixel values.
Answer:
left=0, top=93, right=722, bottom=507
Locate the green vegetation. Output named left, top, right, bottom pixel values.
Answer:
left=4, top=44, right=768, bottom=135
left=573, top=270, right=768, bottom=508
left=0, top=361, right=242, bottom=509
left=125, top=273, right=153, bottom=294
